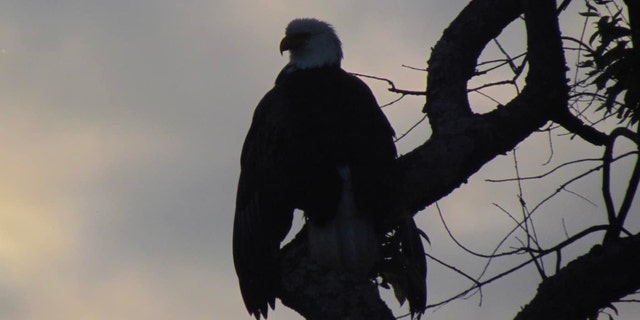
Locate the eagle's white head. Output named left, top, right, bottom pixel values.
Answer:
left=280, top=18, right=343, bottom=70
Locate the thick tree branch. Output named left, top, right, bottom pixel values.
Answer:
left=397, top=0, right=568, bottom=215
left=624, top=0, right=640, bottom=51
left=424, top=0, right=522, bottom=130
left=514, top=233, right=640, bottom=320
left=278, top=232, right=395, bottom=320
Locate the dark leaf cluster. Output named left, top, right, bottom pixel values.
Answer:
left=578, top=0, right=639, bottom=124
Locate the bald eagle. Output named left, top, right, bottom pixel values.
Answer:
left=233, top=18, right=426, bottom=319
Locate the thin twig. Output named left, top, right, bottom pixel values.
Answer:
left=425, top=225, right=609, bottom=311
left=486, top=151, right=639, bottom=183
left=394, top=114, right=428, bottom=143
left=351, top=72, right=426, bottom=96
left=401, top=64, right=427, bottom=72
left=467, top=80, right=515, bottom=92
left=470, top=89, right=504, bottom=105
left=513, top=149, right=547, bottom=279
left=603, top=128, right=640, bottom=242
left=381, top=94, right=407, bottom=108
left=436, top=203, right=525, bottom=259
left=542, top=128, right=555, bottom=165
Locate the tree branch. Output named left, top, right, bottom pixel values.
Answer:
left=551, top=109, right=609, bottom=146
left=603, top=128, right=640, bottom=243
left=278, top=231, right=395, bottom=320
left=397, top=0, right=569, bottom=215
left=514, top=233, right=640, bottom=320
left=423, top=0, right=523, bottom=130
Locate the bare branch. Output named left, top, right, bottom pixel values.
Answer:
left=467, top=80, right=515, bottom=92
left=436, top=203, right=524, bottom=259
left=351, top=72, right=426, bottom=96
left=402, top=64, right=427, bottom=72
left=394, top=114, right=428, bottom=143
left=486, top=151, right=639, bottom=183
left=603, top=127, right=640, bottom=243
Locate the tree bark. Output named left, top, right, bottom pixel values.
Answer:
left=279, top=231, right=395, bottom=320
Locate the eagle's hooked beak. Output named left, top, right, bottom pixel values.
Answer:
left=279, top=34, right=309, bottom=55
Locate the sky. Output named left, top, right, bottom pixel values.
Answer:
left=0, top=1, right=638, bottom=319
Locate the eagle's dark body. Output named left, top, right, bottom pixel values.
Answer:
left=233, top=18, right=426, bottom=320
left=234, top=66, right=396, bottom=317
